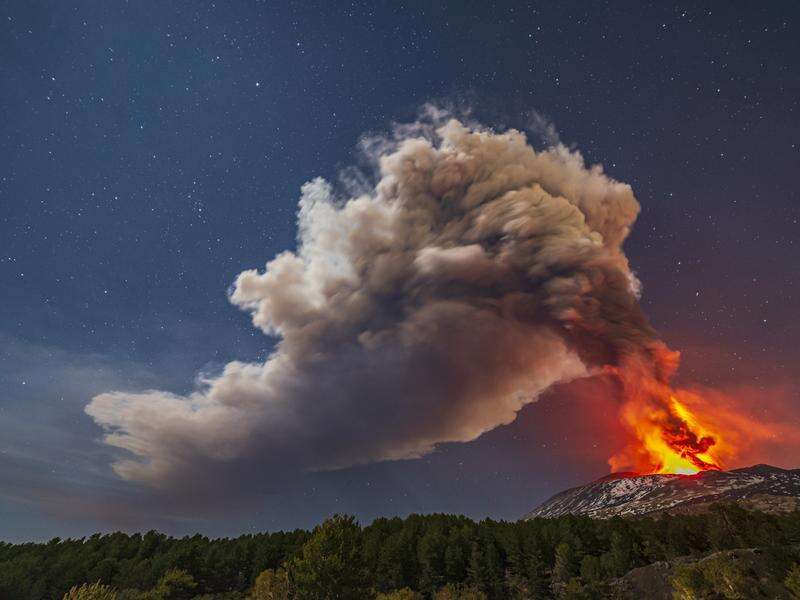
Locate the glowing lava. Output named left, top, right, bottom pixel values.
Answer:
left=617, top=394, right=723, bottom=475
left=607, top=352, right=726, bottom=476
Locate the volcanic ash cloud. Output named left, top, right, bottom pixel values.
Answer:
left=87, top=116, right=657, bottom=500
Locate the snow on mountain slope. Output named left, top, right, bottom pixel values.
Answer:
left=525, top=464, right=800, bottom=519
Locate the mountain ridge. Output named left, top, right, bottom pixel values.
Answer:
left=526, top=464, right=800, bottom=519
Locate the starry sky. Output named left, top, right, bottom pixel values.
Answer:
left=1, top=1, right=799, bottom=542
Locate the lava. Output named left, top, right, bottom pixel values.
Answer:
left=617, top=394, right=723, bottom=475
left=607, top=352, right=725, bottom=476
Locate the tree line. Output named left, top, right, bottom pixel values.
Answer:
left=3, top=504, right=800, bottom=599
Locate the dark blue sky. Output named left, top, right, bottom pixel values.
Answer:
left=1, top=1, right=798, bottom=541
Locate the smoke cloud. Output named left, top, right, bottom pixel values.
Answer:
left=87, top=111, right=663, bottom=504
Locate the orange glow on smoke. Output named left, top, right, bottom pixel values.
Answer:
left=602, top=349, right=800, bottom=476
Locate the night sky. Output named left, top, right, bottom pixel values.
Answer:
left=1, top=1, right=799, bottom=542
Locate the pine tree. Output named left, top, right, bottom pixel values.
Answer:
left=250, top=568, right=291, bottom=600
left=418, top=527, right=446, bottom=594
left=287, top=515, right=369, bottom=600
left=152, top=569, right=197, bottom=600
left=552, top=542, right=577, bottom=585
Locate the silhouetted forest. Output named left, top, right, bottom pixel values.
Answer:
left=4, top=504, right=800, bottom=599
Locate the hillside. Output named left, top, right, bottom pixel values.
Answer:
left=526, top=464, right=800, bottom=519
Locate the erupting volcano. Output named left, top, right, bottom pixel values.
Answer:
left=614, top=389, right=723, bottom=476
left=86, top=112, right=790, bottom=506
left=599, top=348, right=726, bottom=476
left=605, top=347, right=726, bottom=477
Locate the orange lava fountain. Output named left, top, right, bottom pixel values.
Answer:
left=613, top=394, right=723, bottom=475
left=607, top=350, right=726, bottom=476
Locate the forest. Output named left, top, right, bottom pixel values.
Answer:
left=3, top=504, right=800, bottom=599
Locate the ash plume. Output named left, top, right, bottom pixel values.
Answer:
left=86, top=111, right=667, bottom=503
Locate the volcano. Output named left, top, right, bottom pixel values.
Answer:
left=525, top=464, right=800, bottom=519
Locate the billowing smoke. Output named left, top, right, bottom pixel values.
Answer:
left=87, top=112, right=667, bottom=503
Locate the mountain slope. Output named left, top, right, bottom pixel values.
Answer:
left=526, top=464, right=800, bottom=519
